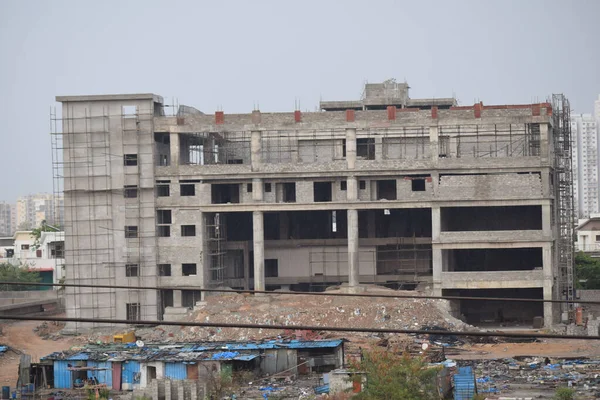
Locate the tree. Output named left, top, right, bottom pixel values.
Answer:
left=575, top=251, right=600, bottom=289
left=31, top=220, right=60, bottom=250
left=0, top=263, right=42, bottom=290
left=554, top=387, right=575, bottom=400
left=350, top=348, right=441, bottom=400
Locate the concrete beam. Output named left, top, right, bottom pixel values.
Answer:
left=194, top=199, right=551, bottom=213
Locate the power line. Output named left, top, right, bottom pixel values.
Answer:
left=0, top=314, right=594, bottom=340
left=0, top=281, right=590, bottom=305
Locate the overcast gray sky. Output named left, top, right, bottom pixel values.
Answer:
left=0, top=0, right=599, bottom=203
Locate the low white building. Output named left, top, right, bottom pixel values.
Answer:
left=8, top=230, right=65, bottom=287
left=0, top=236, right=14, bottom=260
left=576, top=214, right=600, bottom=253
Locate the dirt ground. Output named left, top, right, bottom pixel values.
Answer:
left=452, top=339, right=600, bottom=360
left=0, top=317, right=78, bottom=387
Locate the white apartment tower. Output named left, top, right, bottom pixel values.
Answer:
left=16, top=193, right=64, bottom=230
left=572, top=95, right=600, bottom=218
left=0, top=202, right=15, bottom=237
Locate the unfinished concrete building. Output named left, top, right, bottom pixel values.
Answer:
left=52, top=80, right=574, bottom=330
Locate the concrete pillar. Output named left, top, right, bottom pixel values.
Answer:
left=252, top=211, right=265, bottom=292
left=346, top=128, right=357, bottom=169
left=173, top=290, right=182, bottom=307
left=542, top=203, right=552, bottom=237
left=252, top=178, right=263, bottom=202
left=429, top=126, right=439, bottom=162
left=542, top=244, right=554, bottom=327
left=251, top=130, right=262, bottom=171
left=374, top=136, right=383, bottom=161
left=539, top=123, right=549, bottom=161
left=199, top=212, right=209, bottom=300
left=347, top=176, right=358, bottom=201
left=243, top=244, right=250, bottom=290
left=431, top=207, right=442, bottom=296
left=170, top=131, right=180, bottom=166
left=431, top=172, right=440, bottom=196
left=347, top=209, right=359, bottom=288
left=432, top=248, right=442, bottom=296
left=541, top=169, right=552, bottom=197
left=431, top=206, right=441, bottom=241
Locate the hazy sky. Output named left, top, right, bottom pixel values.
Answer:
left=1, top=0, right=599, bottom=203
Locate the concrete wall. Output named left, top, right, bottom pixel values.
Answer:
left=264, top=245, right=376, bottom=278
left=60, top=96, right=160, bottom=331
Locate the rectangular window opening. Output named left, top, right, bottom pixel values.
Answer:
left=247, top=183, right=253, bottom=193
left=156, top=210, right=172, bottom=224
left=124, top=154, right=138, bottom=166
left=124, top=185, right=138, bottom=198
left=211, top=184, right=240, bottom=204
left=126, top=302, right=141, bottom=321
left=181, top=225, right=196, bottom=237
left=359, top=180, right=366, bottom=190
left=182, top=263, right=197, bottom=276
left=357, top=138, right=375, bottom=160
left=340, top=181, right=347, bottom=191
left=125, top=226, right=138, bottom=238
left=265, top=183, right=272, bottom=193
left=376, top=180, right=397, bottom=200
left=265, top=259, right=279, bottom=278
left=157, top=226, right=170, bottom=237
left=126, top=263, right=139, bottom=277
left=411, top=179, right=426, bottom=192
left=180, top=184, right=196, bottom=196
left=283, top=183, right=296, bottom=203
left=122, top=105, right=137, bottom=117
left=158, top=264, right=172, bottom=276
left=314, top=182, right=333, bottom=202
left=595, top=235, right=600, bottom=242
left=156, top=184, right=170, bottom=197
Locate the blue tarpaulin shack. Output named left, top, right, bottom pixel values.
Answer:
left=42, top=339, right=345, bottom=390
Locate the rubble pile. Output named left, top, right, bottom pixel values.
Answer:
left=463, top=357, right=600, bottom=397
left=138, top=287, right=473, bottom=343
left=34, top=321, right=65, bottom=340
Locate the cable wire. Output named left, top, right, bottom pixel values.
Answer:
left=0, top=281, right=590, bottom=305
left=0, top=314, right=594, bottom=340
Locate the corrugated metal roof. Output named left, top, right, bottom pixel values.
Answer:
left=43, top=339, right=343, bottom=362
left=234, top=354, right=258, bottom=361
left=285, top=340, right=343, bottom=349
left=66, top=352, right=89, bottom=360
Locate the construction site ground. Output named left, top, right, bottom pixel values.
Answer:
left=0, top=318, right=79, bottom=387
left=2, top=287, right=600, bottom=397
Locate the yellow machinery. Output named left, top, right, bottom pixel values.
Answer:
left=113, top=331, right=136, bottom=343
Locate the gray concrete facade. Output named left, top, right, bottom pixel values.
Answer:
left=56, top=83, right=562, bottom=329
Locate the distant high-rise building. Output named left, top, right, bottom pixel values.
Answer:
left=16, top=193, right=64, bottom=230
left=0, top=202, right=15, bottom=236
left=572, top=112, right=600, bottom=218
